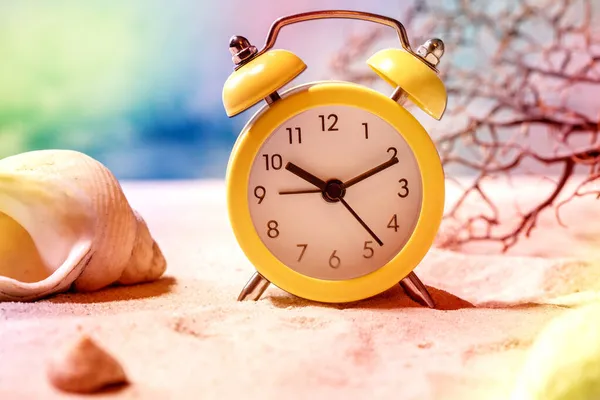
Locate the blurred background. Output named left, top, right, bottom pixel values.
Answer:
left=0, top=0, right=598, bottom=181
left=0, top=0, right=410, bottom=179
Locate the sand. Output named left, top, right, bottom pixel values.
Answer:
left=1, top=177, right=599, bottom=399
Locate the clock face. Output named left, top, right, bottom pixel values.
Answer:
left=247, top=105, right=423, bottom=281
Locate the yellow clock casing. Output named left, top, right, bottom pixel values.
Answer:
left=221, top=10, right=448, bottom=307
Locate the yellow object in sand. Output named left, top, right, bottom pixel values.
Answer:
left=511, top=301, right=600, bottom=400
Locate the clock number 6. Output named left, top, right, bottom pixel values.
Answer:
left=398, top=178, right=409, bottom=198
left=329, top=250, right=341, bottom=268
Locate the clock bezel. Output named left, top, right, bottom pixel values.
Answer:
left=226, top=81, right=445, bottom=303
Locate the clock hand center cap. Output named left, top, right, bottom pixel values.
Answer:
left=322, top=179, right=346, bottom=203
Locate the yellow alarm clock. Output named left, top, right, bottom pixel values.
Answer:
left=222, top=10, right=447, bottom=307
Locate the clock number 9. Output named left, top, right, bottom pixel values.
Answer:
left=254, top=186, right=266, bottom=204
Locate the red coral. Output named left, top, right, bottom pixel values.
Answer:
left=331, top=0, right=600, bottom=252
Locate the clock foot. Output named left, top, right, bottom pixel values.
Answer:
left=237, top=271, right=271, bottom=301
left=399, top=271, right=436, bottom=309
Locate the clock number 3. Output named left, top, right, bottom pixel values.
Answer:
left=397, top=178, right=409, bottom=198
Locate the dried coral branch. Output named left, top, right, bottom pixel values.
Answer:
left=331, top=0, right=600, bottom=252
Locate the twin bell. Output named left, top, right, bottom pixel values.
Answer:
left=221, top=12, right=447, bottom=121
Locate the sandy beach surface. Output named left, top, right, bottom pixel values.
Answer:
left=1, top=177, right=599, bottom=399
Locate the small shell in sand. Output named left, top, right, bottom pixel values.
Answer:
left=0, top=149, right=167, bottom=301
left=47, top=334, right=128, bottom=394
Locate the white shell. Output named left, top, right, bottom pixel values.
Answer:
left=0, top=149, right=167, bottom=301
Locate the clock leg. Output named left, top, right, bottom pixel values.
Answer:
left=237, top=271, right=271, bottom=301
left=399, top=271, right=436, bottom=309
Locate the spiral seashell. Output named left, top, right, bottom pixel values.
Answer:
left=0, top=149, right=166, bottom=301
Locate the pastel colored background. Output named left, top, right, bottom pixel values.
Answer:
left=0, top=0, right=597, bottom=179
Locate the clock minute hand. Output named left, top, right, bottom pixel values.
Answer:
left=343, top=157, right=399, bottom=189
left=284, top=162, right=327, bottom=191
left=338, top=197, right=383, bottom=246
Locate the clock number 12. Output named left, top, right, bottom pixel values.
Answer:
left=319, top=114, right=339, bottom=131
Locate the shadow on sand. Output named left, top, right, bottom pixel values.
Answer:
left=45, top=276, right=177, bottom=304
left=267, top=283, right=475, bottom=311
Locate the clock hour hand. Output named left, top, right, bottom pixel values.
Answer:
left=284, top=162, right=328, bottom=191
left=343, top=156, right=399, bottom=189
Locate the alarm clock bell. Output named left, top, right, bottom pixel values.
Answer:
left=367, top=41, right=447, bottom=120
left=222, top=17, right=447, bottom=120
left=222, top=10, right=448, bottom=308
left=223, top=36, right=306, bottom=117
